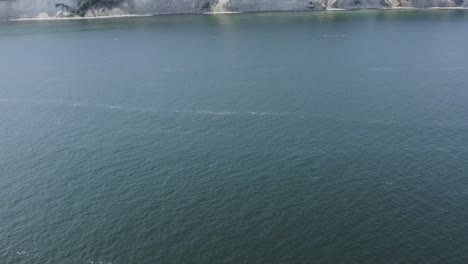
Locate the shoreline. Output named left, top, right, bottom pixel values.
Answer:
left=3, top=7, right=468, bottom=22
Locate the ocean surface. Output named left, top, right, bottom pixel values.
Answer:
left=1, top=10, right=468, bottom=264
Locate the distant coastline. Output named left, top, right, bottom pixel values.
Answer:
left=3, top=7, right=468, bottom=22
left=2, top=0, right=468, bottom=22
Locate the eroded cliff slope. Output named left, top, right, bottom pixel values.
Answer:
left=1, top=0, right=467, bottom=20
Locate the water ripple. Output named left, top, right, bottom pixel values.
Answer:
left=0, top=98, right=303, bottom=119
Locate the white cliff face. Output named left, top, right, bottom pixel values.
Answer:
left=223, top=0, right=325, bottom=12
left=212, top=0, right=229, bottom=12
left=0, top=0, right=467, bottom=20
left=387, top=0, right=462, bottom=8
left=0, top=0, right=78, bottom=19
left=123, top=0, right=324, bottom=14
left=318, top=0, right=464, bottom=9
left=125, top=0, right=206, bottom=14
left=323, top=0, right=387, bottom=9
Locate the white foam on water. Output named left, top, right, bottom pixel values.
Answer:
left=70, top=102, right=153, bottom=113
left=171, top=109, right=243, bottom=116
left=250, top=111, right=284, bottom=116
left=192, top=110, right=235, bottom=116
left=204, top=11, right=241, bottom=15
left=326, top=8, right=346, bottom=11
left=171, top=109, right=303, bottom=118
left=0, top=98, right=303, bottom=119
left=322, top=34, right=346, bottom=38
left=143, top=128, right=191, bottom=136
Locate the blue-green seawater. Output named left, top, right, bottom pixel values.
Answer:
left=1, top=10, right=468, bottom=264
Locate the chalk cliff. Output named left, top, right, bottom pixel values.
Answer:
left=1, top=0, right=467, bottom=20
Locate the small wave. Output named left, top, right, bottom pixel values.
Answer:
left=322, top=34, right=346, bottom=38
left=186, top=110, right=235, bottom=116
left=72, top=103, right=153, bottom=113
left=171, top=109, right=302, bottom=118
left=134, top=128, right=191, bottom=136
left=249, top=111, right=285, bottom=116
left=0, top=98, right=301, bottom=119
